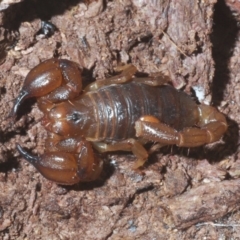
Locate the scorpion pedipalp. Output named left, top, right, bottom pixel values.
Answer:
left=16, top=140, right=103, bottom=184
left=9, top=58, right=83, bottom=118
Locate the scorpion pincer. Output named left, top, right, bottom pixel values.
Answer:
left=9, top=59, right=227, bottom=185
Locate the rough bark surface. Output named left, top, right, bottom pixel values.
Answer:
left=0, top=0, right=240, bottom=239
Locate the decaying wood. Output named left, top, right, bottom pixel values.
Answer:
left=0, top=0, right=240, bottom=239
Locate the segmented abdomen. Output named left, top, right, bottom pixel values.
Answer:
left=84, top=82, right=198, bottom=141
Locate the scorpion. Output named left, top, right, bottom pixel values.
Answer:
left=9, top=58, right=227, bottom=185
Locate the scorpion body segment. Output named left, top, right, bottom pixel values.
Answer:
left=10, top=59, right=228, bottom=185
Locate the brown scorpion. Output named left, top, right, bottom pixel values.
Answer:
left=9, top=59, right=227, bottom=185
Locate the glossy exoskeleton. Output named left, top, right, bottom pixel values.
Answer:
left=9, top=59, right=227, bottom=185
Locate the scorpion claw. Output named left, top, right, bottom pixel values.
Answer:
left=16, top=142, right=103, bottom=185
left=16, top=144, right=39, bottom=164
left=16, top=143, right=81, bottom=184
left=8, top=90, right=29, bottom=119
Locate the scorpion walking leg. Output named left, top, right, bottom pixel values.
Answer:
left=85, top=64, right=137, bottom=91
left=135, top=109, right=227, bottom=148
left=133, top=72, right=170, bottom=86
left=17, top=136, right=103, bottom=184
left=85, top=65, right=169, bottom=91
left=93, top=139, right=148, bottom=168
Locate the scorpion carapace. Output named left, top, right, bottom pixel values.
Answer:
left=9, top=58, right=228, bottom=185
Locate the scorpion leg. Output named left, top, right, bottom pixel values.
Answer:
left=9, top=58, right=82, bottom=118
left=17, top=137, right=103, bottom=184
left=135, top=107, right=227, bottom=148
left=93, top=138, right=148, bottom=168
left=133, top=72, right=170, bottom=86
left=85, top=64, right=137, bottom=91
